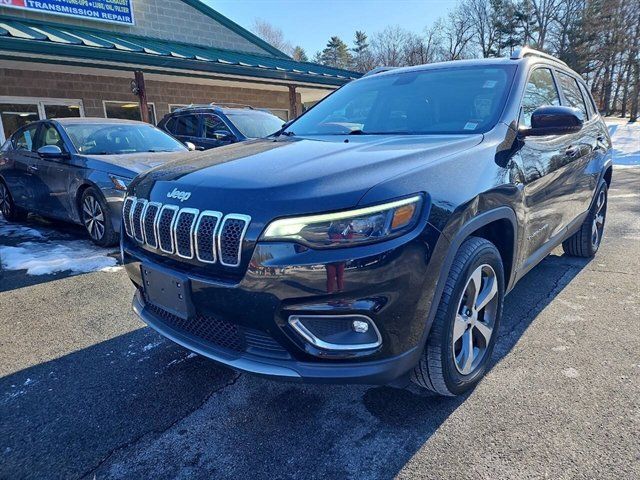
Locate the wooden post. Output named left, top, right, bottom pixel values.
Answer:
left=134, top=70, right=150, bottom=123
left=288, top=85, right=298, bottom=119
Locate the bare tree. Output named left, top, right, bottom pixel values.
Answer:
left=372, top=26, right=410, bottom=66
left=468, top=0, right=498, bottom=57
left=251, top=19, right=293, bottom=55
left=440, top=6, right=475, bottom=60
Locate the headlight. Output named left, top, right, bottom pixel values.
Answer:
left=109, top=175, right=132, bottom=192
left=261, top=195, right=423, bottom=248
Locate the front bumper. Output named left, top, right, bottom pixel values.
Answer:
left=123, top=223, right=444, bottom=385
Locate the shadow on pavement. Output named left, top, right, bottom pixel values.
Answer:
left=0, top=252, right=591, bottom=480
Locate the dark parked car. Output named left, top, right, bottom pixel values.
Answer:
left=0, top=118, right=189, bottom=246
left=158, top=104, right=285, bottom=150
left=122, top=48, right=612, bottom=396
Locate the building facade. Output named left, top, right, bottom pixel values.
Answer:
left=0, top=0, right=358, bottom=142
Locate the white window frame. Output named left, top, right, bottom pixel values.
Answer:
left=103, top=100, right=156, bottom=125
left=169, top=104, right=188, bottom=113
left=0, top=96, right=85, bottom=142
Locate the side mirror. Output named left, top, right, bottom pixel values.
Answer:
left=37, top=145, right=67, bottom=159
left=213, top=130, right=236, bottom=141
left=184, top=141, right=196, bottom=151
left=520, top=106, right=584, bottom=137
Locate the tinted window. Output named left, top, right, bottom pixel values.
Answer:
left=226, top=112, right=283, bottom=138
left=557, top=72, right=588, bottom=118
left=579, top=82, right=597, bottom=118
left=285, top=66, right=516, bottom=135
left=173, top=115, right=199, bottom=137
left=520, top=68, right=560, bottom=127
left=203, top=115, right=228, bottom=139
left=13, top=124, right=39, bottom=151
left=61, top=123, right=187, bottom=155
left=163, top=117, right=177, bottom=134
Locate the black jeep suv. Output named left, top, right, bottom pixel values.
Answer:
left=122, top=48, right=612, bottom=396
left=158, top=104, right=284, bottom=151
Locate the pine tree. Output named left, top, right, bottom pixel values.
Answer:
left=320, top=36, right=353, bottom=69
left=292, top=46, right=308, bottom=62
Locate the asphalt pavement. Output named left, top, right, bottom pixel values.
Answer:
left=1, top=167, right=638, bottom=480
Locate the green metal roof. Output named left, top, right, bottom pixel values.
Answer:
left=0, top=15, right=360, bottom=86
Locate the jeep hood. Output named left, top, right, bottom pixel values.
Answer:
left=132, top=135, right=482, bottom=218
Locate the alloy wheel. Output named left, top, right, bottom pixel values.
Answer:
left=452, top=264, right=499, bottom=375
left=591, top=189, right=607, bottom=249
left=0, top=183, right=11, bottom=217
left=82, top=194, right=105, bottom=241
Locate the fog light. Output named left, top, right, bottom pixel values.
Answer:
left=288, top=314, right=382, bottom=352
left=352, top=320, right=369, bottom=333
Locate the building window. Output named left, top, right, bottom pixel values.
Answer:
left=0, top=97, right=84, bottom=142
left=104, top=101, right=156, bottom=124
left=268, top=108, right=289, bottom=121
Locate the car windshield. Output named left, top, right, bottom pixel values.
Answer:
left=62, top=123, right=187, bottom=155
left=226, top=111, right=284, bottom=138
left=285, top=65, right=516, bottom=136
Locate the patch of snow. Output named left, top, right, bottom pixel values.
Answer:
left=0, top=240, right=117, bottom=275
left=607, top=121, right=640, bottom=166
left=552, top=345, right=568, bottom=352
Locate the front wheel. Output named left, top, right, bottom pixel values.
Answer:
left=412, top=237, right=505, bottom=396
left=80, top=187, right=118, bottom=247
left=0, top=181, right=28, bottom=222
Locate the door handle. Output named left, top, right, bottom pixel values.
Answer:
left=27, top=164, right=39, bottom=173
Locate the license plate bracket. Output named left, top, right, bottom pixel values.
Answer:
left=141, top=265, right=194, bottom=320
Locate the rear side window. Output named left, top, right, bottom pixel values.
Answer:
left=579, top=83, right=597, bottom=118
left=12, top=124, right=39, bottom=151
left=202, top=114, right=228, bottom=138
left=520, top=68, right=560, bottom=127
left=557, top=72, right=588, bottom=118
left=172, top=115, right=199, bottom=136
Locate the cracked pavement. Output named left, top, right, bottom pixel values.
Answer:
left=1, top=168, right=638, bottom=479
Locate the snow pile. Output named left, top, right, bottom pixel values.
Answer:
left=0, top=240, right=118, bottom=276
left=608, top=121, right=639, bottom=166
left=0, top=219, right=45, bottom=239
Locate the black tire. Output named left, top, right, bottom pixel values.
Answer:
left=412, top=237, right=505, bottom=396
left=0, top=180, right=28, bottom=222
left=562, top=181, right=608, bottom=258
left=80, top=187, right=118, bottom=247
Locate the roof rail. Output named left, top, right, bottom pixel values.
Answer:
left=363, top=66, right=398, bottom=77
left=511, top=46, right=568, bottom=66
left=173, top=102, right=255, bottom=112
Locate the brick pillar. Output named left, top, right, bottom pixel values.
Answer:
left=288, top=85, right=298, bottom=119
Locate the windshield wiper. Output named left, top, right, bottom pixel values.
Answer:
left=347, top=129, right=369, bottom=135
left=147, top=149, right=177, bottom=152
left=280, top=131, right=296, bottom=137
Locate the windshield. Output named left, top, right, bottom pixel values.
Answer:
left=227, top=112, right=284, bottom=138
left=285, top=65, right=516, bottom=136
left=62, top=123, right=187, bottom=155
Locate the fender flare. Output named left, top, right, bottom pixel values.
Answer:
left=421, top=206, right=518, bottom=346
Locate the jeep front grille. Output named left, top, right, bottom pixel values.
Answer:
left=124, top=197, right=250, bottom=267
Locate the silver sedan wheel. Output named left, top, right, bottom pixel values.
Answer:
left=591, top=189, right=607, bottom=249
left=82, top=194, right=105, bottom=241
left=453, top=264, right=499, bottom=375
left=0, top=183, right=11, bottom=217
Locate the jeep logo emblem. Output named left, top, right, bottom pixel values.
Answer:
left=166, top=188, right=192, bottom=202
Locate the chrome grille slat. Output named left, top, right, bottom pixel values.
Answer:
left=218, top=214, right=251, bottom=267
left=123, top=196, right=250, bottom=267
left=195, top=211, right=222, bottom=264
left=132, top=199, right=147, bottom=243
left=142, top=202, right=161, bottom=248
left=158, top=204, right=179, bottom=254
left=174, top=208, right=198, bottom=259
left=122, top=197, right=135, bottom=237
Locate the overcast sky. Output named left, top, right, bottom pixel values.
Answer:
left=207, top=0, right=456, bottom=56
